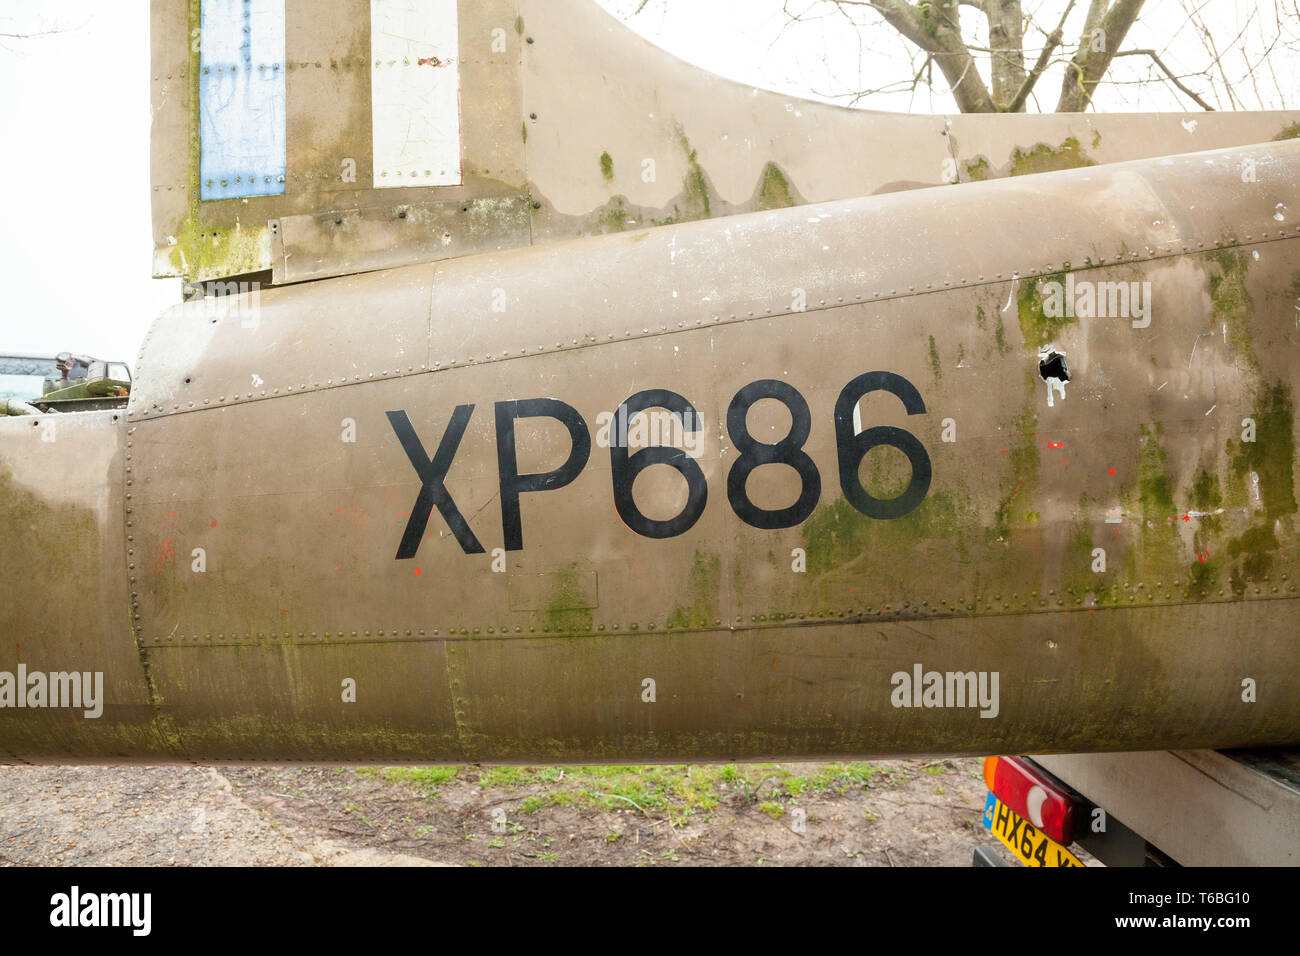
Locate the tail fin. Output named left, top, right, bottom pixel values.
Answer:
left=151, top=0, right=1300, bottom=285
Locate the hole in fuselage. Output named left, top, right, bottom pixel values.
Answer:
left=1039, top=351, right=1070, bottom=383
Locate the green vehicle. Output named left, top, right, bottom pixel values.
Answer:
left=0, top=352, right=132, bottom=414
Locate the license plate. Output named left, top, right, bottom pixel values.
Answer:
left=982, top=792, right=1083, bottom=867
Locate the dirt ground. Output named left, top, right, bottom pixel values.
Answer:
left=0, top=758, right=1083, bottom=866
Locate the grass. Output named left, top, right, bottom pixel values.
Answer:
left=360, top=761, right=888, bottom=825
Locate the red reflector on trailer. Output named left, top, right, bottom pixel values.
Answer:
left=982, top=755, right=1077, bottom=846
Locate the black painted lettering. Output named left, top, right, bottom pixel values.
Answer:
left=609, top=389, right=707, bottom=539
left=495, top=398, right=591, bottom=551
left=387, top=407, right=484, bottom=557
left=833, top=371, right=931, bottom=519
left=726, top=379, right=820, bottom=529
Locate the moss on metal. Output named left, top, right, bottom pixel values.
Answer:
left=1017, top=272, right=1074, bottom=348
left=167, top=0, right=270, bottom=281
left=802, top=490, right=975, bottom=578
left=543, top=564, right=595, bottom=635
left=1137, top=424, right=1176, bottom=518
left=1061, top=514, right=1099, bottom=602
left=1209, top=249, right=1257, bottom=371
left=1230, top=382, right=1297, bottom=519
left=756, top=162, right=795, bottom=210
left=667, top=550, right=721, bottom=629
left=675, top=125, right=711, bottom=221
left=993, top=405, right=1039, bottom=542
left=1009, top=137, right=1095, bottom=177
left=600, top=151, right=614, bottom=181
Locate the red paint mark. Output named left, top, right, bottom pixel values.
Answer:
left=414, top=567, right=421, bottom=576
left=279, top=609, right=288, bottom=613
left=1000, top=479, right=1024, bottom=511
left=1061, top=459, right=1068, bottom=465
left=1048, top=441, right=1064, bottom=449
left=1197, top=549, right=1211, bottom=563
left=1000, top=449, right=1009, bottom=454
left=395, top=512, right=410, bottom=519
left=334, top=509, right=341, bottom=514
left=1108, top=467, right=1116, bottom=475
left=418, top=55, right=443, bottom=66
left=848, top=588, right=854, bottom=593
left=1182, top=512, right=1191, bottom=521
left=210, top=520, right=218, bottom=527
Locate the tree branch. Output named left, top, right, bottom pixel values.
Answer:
left=1057, top=0, right=1148, bottom=111
left=1113, top=48, right=1216, bottom=109
left=849, top=0, right=997, bottom=112
left=986, top=0, right=1026, bottom=109
left=1005, top=0, right=1075, bottom=112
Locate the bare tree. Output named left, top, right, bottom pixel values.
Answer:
left=613, top=0, right=1300, bottom=113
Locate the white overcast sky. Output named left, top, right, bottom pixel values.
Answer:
left=0, top=0, right=1296, bottom=363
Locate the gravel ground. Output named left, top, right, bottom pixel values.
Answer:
left=0, top=765, right=442, bottom=866
left=0, top=759, right=1069, bottom=867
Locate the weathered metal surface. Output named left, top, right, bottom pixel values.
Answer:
left=0, top=411, right=175, bottom=760
left=151, top=0, right=525, bottom=282
left=269, top=196, right=532, bottom=284
left=151, top=0, right=1300, bottom=284
left=6, top=140, right=1297, bottom=762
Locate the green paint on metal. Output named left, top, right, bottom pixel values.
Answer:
left=600, top=151, right=614, bottom=181
left=1017, top=272, right=1074, bottom=348
left=928, top=335, right=942, bottom=381
left=994, top=308, right=1008, bottom=355
left=756, top=162, right=794, bottom=210
left=1009, top=137, right=1095, bottom=177
left=1274, top=121, right=1300, bottom=141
